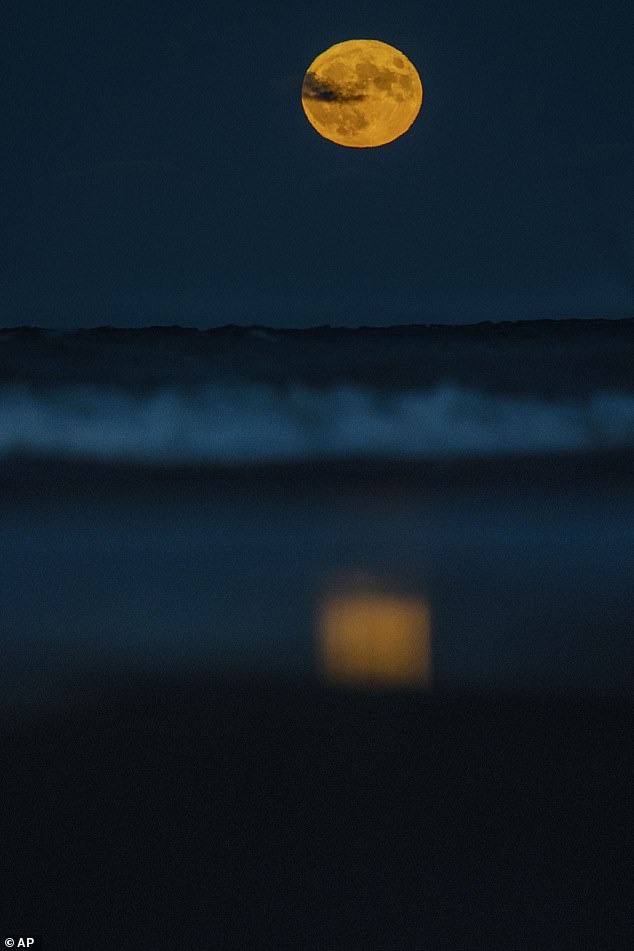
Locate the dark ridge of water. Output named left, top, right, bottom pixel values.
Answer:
left=3, top=315, right=633, bottom=335
left=1, top=317, right=633, bottom=394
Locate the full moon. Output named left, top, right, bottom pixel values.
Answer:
left=301, top=39, right=423, bottom=148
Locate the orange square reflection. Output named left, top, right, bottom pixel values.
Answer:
left=320, top=592, right=431, bottom=686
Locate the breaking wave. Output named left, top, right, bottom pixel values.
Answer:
left=1, top=382, right=634, bottom=464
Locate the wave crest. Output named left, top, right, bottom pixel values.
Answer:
left=1, top=383, right=633, bottom=464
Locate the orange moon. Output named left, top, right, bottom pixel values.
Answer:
left=301, top=39, right=423, bottom=148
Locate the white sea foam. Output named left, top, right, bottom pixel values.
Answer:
left=1, top=382, right=633, bottom=464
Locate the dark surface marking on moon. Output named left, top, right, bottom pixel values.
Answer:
left=302, top=71, right=366, bottom=103
left=354, top=61, right=404, bottom=96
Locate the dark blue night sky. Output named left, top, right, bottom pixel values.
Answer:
left=3, top=0, right=633, bottom=326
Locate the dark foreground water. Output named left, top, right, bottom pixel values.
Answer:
left=2, top=679, right=631, bottom=949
